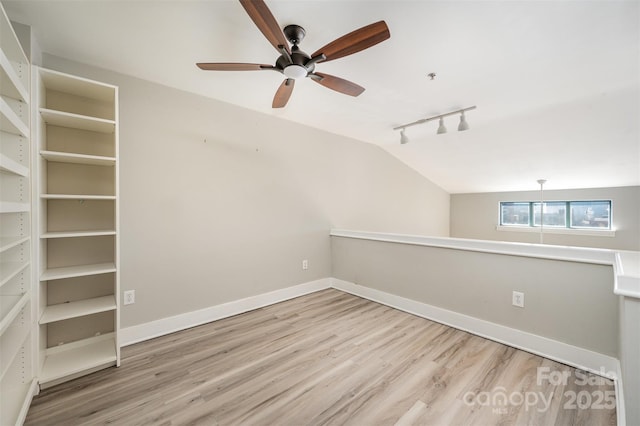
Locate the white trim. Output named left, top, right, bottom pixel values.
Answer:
left=119, top=278, right=331, bottom=346
left=331, top=278, right=619, bottom=380
left=15, top=379, right=38, bottom=426
left=496, top=225, right=615, bottom=237
left=614, top=361, right=626, bottom=426
left=330, top=228, right=617, bottom=264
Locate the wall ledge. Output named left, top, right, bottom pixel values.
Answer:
left=330, top=229, right=640, bottom=299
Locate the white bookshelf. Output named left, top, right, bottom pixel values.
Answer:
left=34, top=66, right=120, bottom=387
left=0, top=3, right=35, bottom=425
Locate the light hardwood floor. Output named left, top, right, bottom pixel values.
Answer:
left=26, top=289, right=616, bottom=425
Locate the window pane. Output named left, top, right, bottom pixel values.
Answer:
left=533, top=202, right=566, bottom=227
left=570, top=201, right=611, bottom=229
left=500, top=202, right=530, bottom=225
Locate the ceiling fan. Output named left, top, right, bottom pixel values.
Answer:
left=197, top=0, right=390, bottom=108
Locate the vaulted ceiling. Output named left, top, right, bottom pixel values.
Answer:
left=5, top=0, right=639, bottom=193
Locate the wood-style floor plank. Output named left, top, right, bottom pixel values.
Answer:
left=25, top=289, right=616, bottom=425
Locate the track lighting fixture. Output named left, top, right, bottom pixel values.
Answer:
left=400, top=129, right=409, bottom=144
left=458, top=111, right=469, bottom=131
left=394, top=106, right=476, bottom=144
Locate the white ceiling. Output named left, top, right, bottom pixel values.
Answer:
left=5, top=0, right=639, bottom=193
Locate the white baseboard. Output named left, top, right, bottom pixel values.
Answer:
left=120, top=278, right=332, bottom=346
left=331, top=278, right=620, bottom=380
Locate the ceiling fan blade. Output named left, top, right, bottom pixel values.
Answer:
left=311, top=21, right=390, bottom=63
left=196, top=63, right=274, bottom=71
left=310, top=72, right=365, bottom=97
left=239, top=0, right=291, bottom=55
left=272, top=78, right=295, bottom=108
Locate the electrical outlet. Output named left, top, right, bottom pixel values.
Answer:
left=512, top=291, right=525, bottom=308
left=302, top=259, right=309, bottom=270
left=124, top=290, right=135, bottom=305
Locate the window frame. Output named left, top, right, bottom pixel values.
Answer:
left=497, top=199, right=614, bottom=236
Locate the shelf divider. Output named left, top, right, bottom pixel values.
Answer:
left=41, top=262, right=116, bottom=281
left=40, top=108, right=115, bottom=134
left=40, top=150, right=116, bottom=167
left=41, top=230, right=116, bottom=239
left=40, top=295, right=116, bottom=324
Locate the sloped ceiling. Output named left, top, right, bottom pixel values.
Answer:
left=4, top=0, right=639, bottom=193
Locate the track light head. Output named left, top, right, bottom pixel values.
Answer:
left=458, top=111, right=469, bottom=131
left=400, top=129, right=409, bottom=144
left=437, top=117, right=447, bottom=134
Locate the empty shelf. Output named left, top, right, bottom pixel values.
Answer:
left=40, top=151, right=116, bottom=167
left=40, top=295, right=116, bottom=324
left=0, top=153, right=29, bottom=177
left=41, top=263, right=116, bottom=281
left=40, top=108, right=115, bottom=134
left=41, top=230, right=116, bottom=239
left=0, top=236, right=29, bottom=254
left=40, top=334, right=116, bottom=384
left=41, top=194, right=116, bottom=200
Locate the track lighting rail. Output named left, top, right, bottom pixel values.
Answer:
left=393, top=105, right=477, bottom=131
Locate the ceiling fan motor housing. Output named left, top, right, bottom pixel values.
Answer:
left=277, top=25, right=315, bottom=78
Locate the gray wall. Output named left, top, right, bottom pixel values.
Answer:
left=331, top=236, right=618, bottom=357
left=451, top=186, right=640, bottom=250
left=42, top=55, right=450, bottom=328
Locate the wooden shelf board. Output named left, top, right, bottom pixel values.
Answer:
left=0, top=153, right=29, bottom=177
left=0, top=292, right=29, bottom=335
left=40, top=108, right=115, bottom=134
left=0, top=97, right=29, bottom=137
left=40, top=334, right=116, bottom=384
left=0, top=236, right=29, bottom=254
left=0, top=261, right=29, bottom=288
left=40, top=295, right=116, bottom=324
left=0, top=324, right=30, bottom=384
left=0, top=201, right=29, bottom=213
left=40, top=150, right=116, bottom=167
left=41, top=194, right=116, bottom=200
left=41, top=262, right=116, bottom=281
left=0, top=51, right=28, bottom=102
left=40, top=68, right=115, bottom=102
left=41, top=230, right=116, bottom=239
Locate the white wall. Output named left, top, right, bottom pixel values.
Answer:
left=451, top=186, right=640, bottom=250
left=331, top=235, right=619, bottom=357
left=42, top=54, right=450, bottom=328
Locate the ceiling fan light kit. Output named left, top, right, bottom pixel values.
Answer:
left=394, top=106, right=477, bottom=144
left=196, top=0, right=391, bottom=108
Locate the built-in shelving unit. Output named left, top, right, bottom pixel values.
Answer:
left=34, top=66, right=119, bottom=389
left=0, top=3, right=36, bottom=424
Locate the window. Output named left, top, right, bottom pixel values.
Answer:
left=499, top=200, right=611, bottom=230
